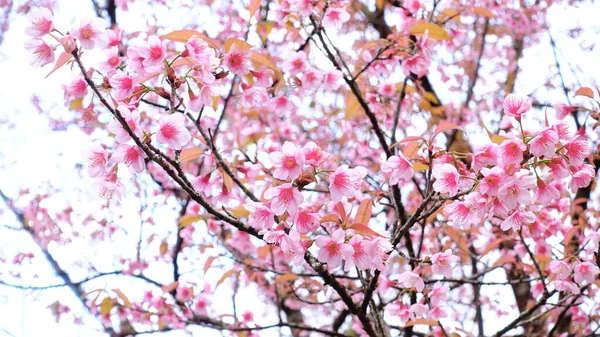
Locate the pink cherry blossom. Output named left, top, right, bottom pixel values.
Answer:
left=344, top=235, right=372, bottom=271
left=95, top=165, right=125, bottom=200
left=156, top=114, right=191, bottom=150
left=432, top=163, right=460, bottom=197
left=283, top=51, right=307, bottom=76
left=176, top=286, right=193, bottom=302
left=564, top=135, right=590, bottom=167
left=25, top=7, right=54, bottom=37
left=410, top=303, right=428, bottom=319
left=65, top=77, right=88, bottom=101
left=99, top=47, right=123, bottom=73
left=503, top=94, right=531, bottom=119
left=223, top=44, right=251, bottom=77
left=303, top=142, right=326, bottom=167
left=500, top=209, right=536, bottom=231
left=292, top=208, right=320, bottom=234
left=554, top=103, right=575, bottom=120
left=302, top=67, right=323, bottom=90
left=269, top=141, right=305, bottom=180
left=569, top=164, right=595, bottom=192
left=573, top=262, right=600, bottom=284
left=24, top=39, right=55, bottom=68
left=244, top=201, right=275, bottom=229
left=280, top=229, right=307, bottom=266
left=87, top=144, right=108, bottom=177
left=381, top=153, right=414, bottom=185
left=402, top=55, right=429, bottom=78
left=107, top=109, right=142, bottom=143
left=264, top=183, right=304, bottom=216
left=141, top=35, right=167, bottom=68
left=497, top=177, right=532, bottom=210
left=70, top=16, right=106, bottom=50
left=315, top=229, right=353, bottom=270
left=396, top=271, right=425, bottom=292
left=428, top=306, right=448, bottom=320
left=534, top=179, right=560, bottom=206
left=111, top=144, right=146, bottom=173
left=552, top=280, right=580, bottom=295
left=329, top=165, right=367, bottom=202
left=322, top=7, right=351, bottom=30
left=428, top=283, right=449, bottom=306
left=529, top=129, right=558, bottom=158
left=479, top=166, right=505, bottom=196
left=548, top=260, right=570, bottom=280
left=470, top=144, right=498, bottom=172
left=109, top=72, right=138, bottom=101
left=498, top=139, right=526, bottom=167
left=323, top=69, right=344, bottom=91
left=431, top=249, right=459, bottom=277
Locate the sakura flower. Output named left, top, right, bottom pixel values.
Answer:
left=95, top=165, right=125, bottom=200
left=410, top=303, right=428, bottom=319
left=24, top=39, right=54, bottom=68
left=428, top=306, right=448, bottom=320
left=156, top=113, right=191, bottom=150
left=176, top=286, right=193, bottom=302
left=111, top=144, right=146, bottom=173
left=552, top=280, right=580, bottom=295
left=244, top=201, right=275, bottom=229
left=431, top=249, right=459, bottom=277
left=323, top=69, right=344, bottom=91
left=479, top=166, right=505, bottom=196
left=322, top=7, right=351, bottom=30
left=329, top=165, right=367, bottom=202
left=280, top=229, right=306, bottom=266
left=107, top=109, right=142, bottom=143
left=564, top=136, right=590, bottom=167
left=109, top=72, right=138, bottom=101
left=289, top=0, right=314, bottom=18
left=573, top=262, right=600, bottom=284
left=25, top=7, right=53, bottom=37
left=497, top=177, right=532, bottom=210
left=555, top=103, right=575, bottom=120
left=191, top=174, right=213, bottom=197
left=498, top=139, right=526, bottom=167
left=315, top=229, right=353, bottom=270
left=428, top=283, right=449, bottom=306
left=292, top=208, right=320, bottom=234
left=65, top=77, right=88, bottom=100
left=59, top=35, right=77, bottom=53
left=344, top=235, right=372, bottom=271
left=99, top=47, right=123, bottom=73
left=264, top=183, right=304, bottom=216
left=240, top=86, right=268, bottom=108
left=432, top=163, right=460, bottom=197
left=529, top=129, right=558, bottom=158
left=396, top=271, right=425, bottom=292
left=252, top=68, right=275, bottom=87
left=283, top=51, right=307, bottom=76
left=302, top=67, right=323, bottom=90
left=141, top=35, right=167, bottom=68
left=534, top=179, right=560, bottom=206
left=388, top=302, right=412, bottom=323
left=269, top=141, right=305, bottom=180
left=381, top=153, right=414, bottom=185
left=70, top=16, right=106, bottom=50
left=500, top=209, right=535, bottom=231
left=503, top=94, right=531, bottom=120
left=470, top=144, right=498, bottom=172
left=303, top=142, right=326, bottom=166
left=182, top=35, right=210, bottom=59
left=402, top=55, right=429, bottom=78
left=569, top=163, right=595, bottom=192
left=367, top=237, right=392, bottom=271
left=223, top=44, right=251, bottom=77
left=548, top=260, right=571, bottom=280
left=87, top=144, right=108, bottom=177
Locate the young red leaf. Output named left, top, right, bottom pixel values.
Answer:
left=45, top=52, right=72, bottom=78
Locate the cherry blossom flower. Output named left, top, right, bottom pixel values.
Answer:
left=25, top=7, right=53, bottom=37
left=109, top=72, right=138, bottom=101
left=344, top=235, right=372, bottom=271
left=269, top=141, right=305, bottom=180
left=569, top=164, right=595, bottom=192
left=470, top=144, right=498, bottom=172
left=555, top=103, right=575, bottom=120
left=99, top=47, right=123, bottom=73
left=529, top=128, right=558, bottom=158
left=322, top=7, right=351, bottom=30
left=280, top=229, right=306, bottom=266
left=240, top=86, right=268, bottom=108
left=573, top=262, right=600, bottom=284
left=497, top=177, right=532, bottom=210
left=87, top=144, right=108, bottom=177
left=182, top=36, right=210, bottom=59
left=176, top=286, right=193, bottom=302
left=402, top=55, right=429, bottom=78
left=70, top=16, right=106, bottom=50
left=479, top=166, right=505, bottom=196
left=191, top=173, right=213, bottom=197
left=431, top=249, right=459, bottom=277
left=382, top=153, right=414, bottom=185
left=107, top=109, right=142, bottom=143
left=396, top=271, right=425, bottom=292
left=302, top=67, right=323, bottom=90
left=367, top=237, right=392, bottom=271
left=534, top=179, right=560, bottom=206
left=289, top=0, right=314, bottom=18
left=323, top=70, right=344, bottom=91
left=548, top=260, right=570, bottom=280
left=503, top=94, right=531, bottom=120
left=283, top=51, right=307, bottom=76
left=223, top=44, right=251, bottom=77
left=429, top=306, right=448, bottom=320
left=564, top=136, right=590, bottom=167
left=329, top=165, right=367, bottom=202
left=498, top=139, right=526, bottom=167
left=315, top=229, right=353, bottom=270
left=112, top=144, right=146, bottom=173
left=432, top=163, right=460, bottom=197
left=252, top=68, right=275, bottom=87
left=24, top=39, right=55, bottom=68
left=59, top=35, right=77, bottom=53
left=428, top=283, right=449, bottom=306
left=500, top=209, right=535, bottom=231
left=156, top=113, right=191, bottom=150
left=410, top=303, right=428, bottom=319
left=303, top=142, right=326, bottom=167
left=141, top=35, right=167, bottom=68
left=244, top=201, right=275, bottom=229
left=65, top=77, right=88, bottom=100
left=444, top=201, right=473, bottom=227
left=292, top=207, right=320, bottom=234
left=552, top=280, right=580, bottom=295
left=264, top=183, right=304, bottom=216
left=95, top=165, right=125, bottom=200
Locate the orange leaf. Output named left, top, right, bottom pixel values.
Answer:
left=45, top=52, right=73, bottom=78
left=354, top=200, right=372, bottom=225
left=216, top=269, right=237, bottom=289
left=113, top=289, right=132, bottom=308
left=179, top=214, right=202, bottom=228
left=480, top=238, right=505, bottom=257
left=204, top=256, right=216, bottom=273
left=409, top=23, right=451, bottom=41
left=161, top=281, right=179, bottom=293
left=434, top=120, right=464, bottom=138
left=575, top=87, right=594, bottom=99
left=345, top=94, right=361, bottom=120
left=161, top=30, right=221, bottom=49
left=336, top=202, right=348, bottom=223
left=404, top=319, right=439, bottom=327
left=473, top=7, right=495, bottom=18
left=180, top=148, right=203, bottom=163
left=99, top=297, right=113, bottom=315
left=348, top=223, right=387, bottom=238
left=275, top=273, right=299, bottom=283
left=492, top=255, right=516, bottom=268
left=159, top=240, right=168, bottom=256
left=224, top=38, right=253, bottom=53
left=249, top=0, right=261, bottom=19
left=321, top=214, right=340, bottom=224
